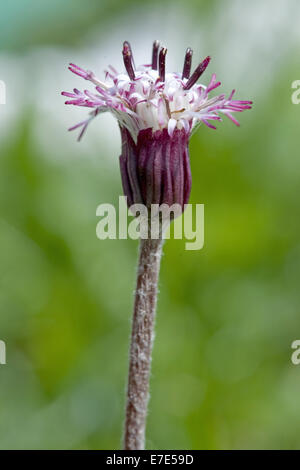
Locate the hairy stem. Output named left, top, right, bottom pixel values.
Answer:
left=124, top=237, right=163, bottom=450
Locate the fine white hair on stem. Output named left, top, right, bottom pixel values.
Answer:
left=123, top=237, right=163, bottom=450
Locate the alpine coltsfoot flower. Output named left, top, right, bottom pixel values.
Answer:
left=62, top=41, right=252, bottom=451
left=62, top=41, right=252, bottom=213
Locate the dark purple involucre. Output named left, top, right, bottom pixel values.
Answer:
left=119, top=128, right=192, bottom=212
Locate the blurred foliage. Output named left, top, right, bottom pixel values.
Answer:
left=0, top=0, right=300, bottom=450
left=0, top=0, right=216, bottom=51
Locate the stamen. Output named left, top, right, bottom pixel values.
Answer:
left=184, top=56, right=211, bottom=90
left=127, top=42, right=136, bottom=69
left=165, top=99, right=171, bottom=119
left=122, top=41, right=135, bottom=80
left=171, top=108, right=186, bottom=114
left=152, top=40, right=160, bottom=70
left=158, top=47, right=167, bottom=82
left=182, top=48, right=193, bottom=80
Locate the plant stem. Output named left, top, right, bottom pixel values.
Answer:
left=124, top=237, right=163, bottom=450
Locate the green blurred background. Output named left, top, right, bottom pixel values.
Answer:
left=0, top=0, right=300, bottom=450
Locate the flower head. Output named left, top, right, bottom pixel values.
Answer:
left=62, top=41, right=252, bottom=212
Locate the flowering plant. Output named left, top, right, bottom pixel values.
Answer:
left=62, top=40, right=252, bottom=450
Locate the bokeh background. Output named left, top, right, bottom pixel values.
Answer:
left=0, top=0, right=300, bottom=450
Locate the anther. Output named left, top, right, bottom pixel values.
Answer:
left=158, top=47, right=167, bottom=82
left=122, top=41, right=135, bottom=80
left=184, top=56, right=211, bottom=90
left=152, top=40, right=160, bottom=70
left=182, top=48, right=193, bottom=80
